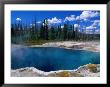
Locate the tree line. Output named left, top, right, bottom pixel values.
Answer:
left=11, top=18, right=100, bottom=44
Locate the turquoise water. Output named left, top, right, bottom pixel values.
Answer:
left=11, top=47, right=100, bottom=72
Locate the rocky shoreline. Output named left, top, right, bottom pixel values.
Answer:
left=12, top=41, right=100, bottom=52
left=29, top=41, right=100, bottom=52
left=11, top=64, right=100, bottom=77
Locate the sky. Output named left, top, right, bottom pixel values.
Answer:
left=11, top=10, right=100, bottom=34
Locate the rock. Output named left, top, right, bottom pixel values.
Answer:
left=28, top=41, right=100, bottom=52
left=75, top=64, right=100, bottom=77
left=11, top=64, right=100, bottom=77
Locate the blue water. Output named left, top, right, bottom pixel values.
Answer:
left=11, top=46, right=100, bottom=72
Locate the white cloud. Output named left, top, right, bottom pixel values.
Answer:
left=85, top=28, right=100, bottom=34
left=86, top=26, right=96, bottom=30
left=76, top=16, right=80, bottom=20
left=48, top=17, right=62, bottom=24
left=92, top=20, right=100, bottom=27
left=79, top=11, right=99, bottom=20
left=95, top=29, right=100, bottom=34
left=64, top=15, right=76, bottom=22
left=86, top=20, right=100, bottom=33
left=85, top=27, right=94, bottom=34
left=74, top=24, right=80, bottom=29
left=61, top=26, right=64, bottom=28
left=16, top=18, right=21, bottom=21
left=86, top=23, right=98, bottom=34
left=36, top=21, right=41, bottom=23
left=64, top=11, right=99, bottom=22
left=30, top=24, right=35, bottom=28
left=85, top=30, right=93, bottom=34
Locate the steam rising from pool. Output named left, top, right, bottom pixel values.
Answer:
left=11, top=45, right=100, bottom=72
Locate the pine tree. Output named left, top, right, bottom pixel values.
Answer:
left=71, top=25, right=75, bottom=40
left=48, top=26, right=55, bottom=40
left=56, top=25, right=61, bottom=40
left=39, top=25, right=45, bottom=40
left=44, top=18, right=48, bottom=40
left=61, top=24, right=67, bottom=40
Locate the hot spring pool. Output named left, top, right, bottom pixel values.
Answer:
left=11, top=46, right=100, bottom=72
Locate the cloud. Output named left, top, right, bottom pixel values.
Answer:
left=48, top=17, right=62, bottom=24
left=85, top=30, right=93, bottom=34
left=30, top=24, right=35, bottom=28
left=76, top=16, right=80, bottom=20
left=85, top=26, right=95, bottom=34
left=16, top=18, right=21, bottom=21
left=85, top=22, right=98, bottom=34
left=61, top=26, right=64, bottom=28
left=85, top=28, right=100, bottom=34
left=74, top=24, right=80, bottom=29
left=86, top=19, right=100, bottom=33
left=86, top=26, right=96, bottom=30
left=64, top=15, right=76, bottom=22
left=85, top=20, right=100, bottom=33
left=74, top=24, right=81, bottom=32
left=95, top=29, right=100, bottom=34
left=77, top=11, right=99, bottom=20
left=36, top=21, right=41, bottom=23
left=92, top=20, right=100, bottom=27
left=64, top=11, right=99, bottom=22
